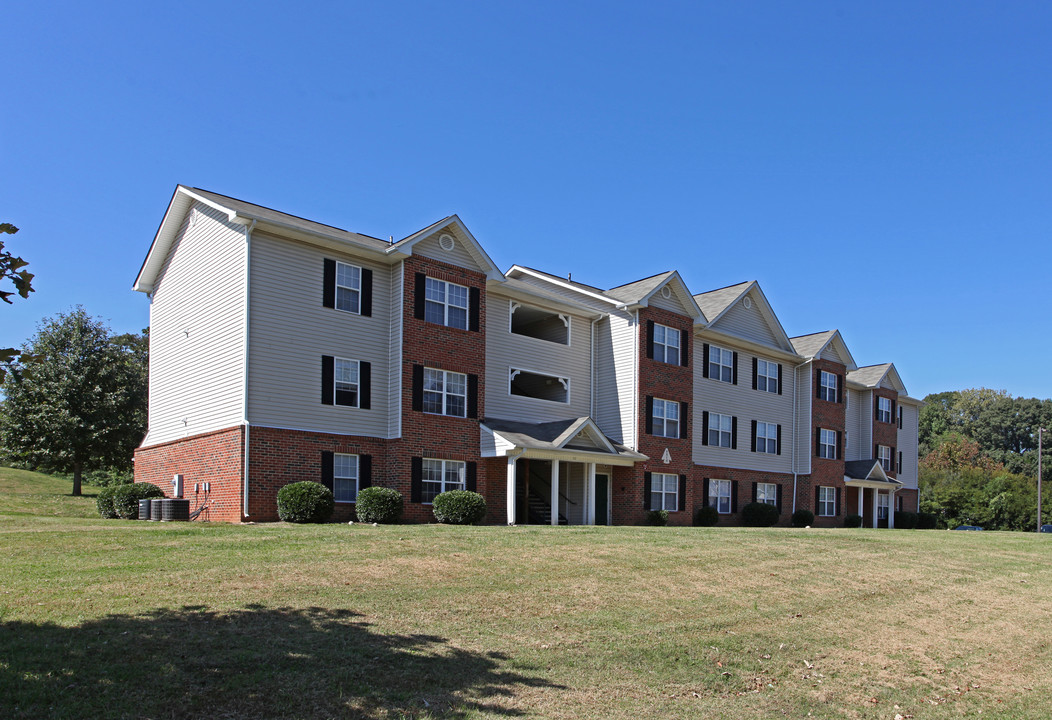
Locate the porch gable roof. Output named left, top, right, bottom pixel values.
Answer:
left=480, top=416, right=647, bottom=465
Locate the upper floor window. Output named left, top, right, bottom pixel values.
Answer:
left=819, top=371, right=838, bottom=402
left=650, top=473, right=679, bottom=512
left=333, top=453, right=359, bottom=503
left=425, top=277, right=469, bottom=329
left=421, top=458, right=465, bottom=503
left=818, top=428, right=838, bottom=459
left=424, top=368, right=467, bottom=417
left=322, top=355, right=370, bottom=409
left=653, top=325, right=681, bottom=365
left=336, top=262, right=361, bottom=313
left=755, top=421, right=778, bottom=454
left=756, top=482, right=778, bottom=506
left=878, top=444, right=892, bottom=472
left=652, top=398, right=680, bottom=438
left=877, top=397, right=892, bottom=423
left=333, top=358, right=360, bottom=407
left=708, top=412, right=733, bottom=448
left=817, top=486, right=836, bottom=516
left=756, top=359, right=779, bottom=393
left=708, top=346, right=735, bottom=383
left=708, top=479, right=732, bottom=514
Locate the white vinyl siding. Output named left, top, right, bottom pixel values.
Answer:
left=411, top=229, right=485, bottom=271
left=595, top=310, right=638, bottom=447
left=143, top=202, right=247, bottom=446
left=794, top=362, right=812, bottom=474
left=711, top=294, right=783, bottom=347
left=246, top=232, right=391, bottom=438
left=897, top=402, right=920, bottom=490
left=845, top=387, right=864, bottom=460
left=648, top=287, right=692, bottom=315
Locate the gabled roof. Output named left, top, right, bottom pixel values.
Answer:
left=847, top=363, right=908, bottom=395
left=694, top=280, right=794, bottom=352
left=693, top=281, right=751, bottom=321
left=789, top=329, right=858, bottom=370
left=481, top=416, right=646, bottom=463
left=387, top=214, right=504, bottom=280
left=607, top=270, right=705, bottom=321
left=505, top=266, right=622, bottom=306
left=844, top=459, right=902, bottom=486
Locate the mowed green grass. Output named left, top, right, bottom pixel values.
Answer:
left=2, top=468, right=1051, bottom=719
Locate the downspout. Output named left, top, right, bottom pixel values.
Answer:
left=590, top=317, right=599, bottom=419
left=791, top=357, right=813, bottom=514
left=632, top=310, right=639, bottom=451
left=241, top=219, right=256, bottom=519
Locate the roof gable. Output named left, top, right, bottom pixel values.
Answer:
left=790, top=329, right=858, bottom=370
left=848, top=363, right=908, bottom=395
left=388, top=215, right=503, bottom=280
left=607, top=271, right=704, bottom=321
left=696, top=281, right=794, bottom=352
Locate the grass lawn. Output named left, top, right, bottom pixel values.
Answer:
left=2, top=468, right=1051, bottom=719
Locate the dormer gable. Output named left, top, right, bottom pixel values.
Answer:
left=695, top=281, right=794, bottom=352
left=606, top=271, right=704, bottom=322
left=388, top=215, right=504, bottom=280
left=790, top=330, right=858, bottom=370
left=848, top=363, right=908, bottom=395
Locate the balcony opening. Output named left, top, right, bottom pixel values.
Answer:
left=510, top=303, right=569, bottom=345
left=510, top=369, right=569, bottom=403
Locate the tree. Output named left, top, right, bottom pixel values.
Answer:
left=0, top=222, right=35, bottom=379
left=0, top=308, right=147, bottom=495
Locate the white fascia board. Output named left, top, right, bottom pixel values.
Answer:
left=388, top=215, right=505, bottom=281
left=692, top=328, right=804, bottom=363
left=250, top=221, right=396, bottom=262
left=516, top=447, right=643, bottom=466
left=553, top=418, right=618, bottom=455
left=507, top=266, right=620, bottom=306
left=133, top=186, right=200, bottom=293
left=489, top=282, right=605, bottom=320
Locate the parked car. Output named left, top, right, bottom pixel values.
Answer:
left=1039, top=524, right=1052, bottom=533
left=954, top=525, right=984, bottom=531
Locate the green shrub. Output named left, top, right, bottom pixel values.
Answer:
left=844, top=513, right=863, bottom=528
left=111, top=483, right=165, bottom=519
left=917, top=512, right=938, bottom=530
left=355, top=486, right=403, bottom=524
left=695, top=505, right=719, bottom=526
left=741, top=502, right=779, bottom=527
left=791, top=509, right=814, bottom=527
left=646, top=509, right=669, bottom=526
left=894, top=511, right=918, bottom=529
left=432, top=490, right=487, bottom=525
left=277, top=481, right=335, bottom=523
left=96, top=486, right=119, bottom=518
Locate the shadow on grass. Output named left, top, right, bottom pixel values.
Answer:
left=2, top=604, right=560, bottom=719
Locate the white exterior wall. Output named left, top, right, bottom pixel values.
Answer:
left=484, top=293, right=592, bottom=423
left=897, top=403, right=920, bottom=490
left=595, top=311, right=638, bottom=447
left=714, top=298, right=782, bottom=347
left=647, top=290, right=689, bottom=315
left=143, top=203, right=247, bottom=446
left=794, top=363, right=813, bottom=474
left=845, top=388, right=864, bottom=460
left=412, top=229, right=481, bottom=271
left=388, top=262, right=404, bottom=437
left=859, top=389, right=874, bottom=458
left=692, top=338, right=795, bottom=472
left=246, top=232, right=392, bottom=437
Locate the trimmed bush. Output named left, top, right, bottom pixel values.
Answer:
left=844, top=513, right=863, bottom=528
left=741, top=502, right=779, bottom=527
left=695, top=505, right=719, bottom=527
left=432, top=490, right=487, bottom=525
left=894, top=510, right=918, bottom=529
left=917, top=512, right=938, bottom=530
left=277, top=481, right=335, bottom=523
left=791, top=509, right=814, bottom=528
left=111, top=483, right=165, bottom=519
left=355, top=486, right=403, bottom=524
left=646, top=509, right=669, bottom=526
left=96, top=486, right=119, bottom=519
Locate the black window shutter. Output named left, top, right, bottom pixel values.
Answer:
left=412, top=364, right=424, bottom=412
left=837, top=374, right=844, bottom=403
left=321, top=356, right=334, bottom=405
left=702, top=478, right=710, bottom=506
left=679, top=401, right=688, bottom=439
left=732, top=352, right=739, bottom=385
left=837, top=431, right=843, bottom=460
left=701, top=411, right=710, bottom=445
left=835, top=488, right=842, bottom=516
left=750, top=420, right=757, bottom=452
left=898, top=451, right=903, bottom=474
left=467, top=374, right=479, bottom=419
left=644, top=396, right=654, bottom=435
left=874, top=444, right=879, bottom=462
left=891, top=399, right=897, bottom=422
left=898, top=407, right=903, bottom=429
left=359, top=455, right=372, bottom=490
left=360, top=268, right=373, bottom=317
left=731, top=480, right=739, bottom=513
left=892, top=446, right=897, bottom=471
left=702, top=344, right=710, bottom=378
left=752, top=357, right=758, bottom=390
left=816, top=368, right=822, bottom=399
left=776, top=483, right=783, bottom=512
left=643, top=472, right=652, bottom=510
left=814, top=485, right=820, bottom=512
left=469, top=287, right=481, bottom=332
left=731, top=416, right=738, bottom=450
left=815, top=430, right=821, bottom=458
left=466, top=462, right=477, bottom=492
left=776, top=425, right=783, bottom=455
left=359, top=361, right=371, bottom=409
left=410, top=457, right=423, bottom=503
left=323, top=259, right=336, bottom=308
left=678, top=475, right=687, bottom=512
left=777, top=364, right=783, bottom=395
left=321, top=451, right=334, bottom=491
left=875, top=395, right=880, bottom=417
left=646, top=320, right=655, bottom=360
left=680, top=334, right=689, bottom=367
left=751, top=481, right=758, bottom=502
left=414, top=273, right=426, bottom=320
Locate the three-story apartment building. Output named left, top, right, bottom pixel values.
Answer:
left=133, top=187, right=920, bottom=526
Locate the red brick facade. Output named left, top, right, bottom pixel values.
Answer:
left=692, top=466, right=797, bottom=526
left=802, top=359, right=847, bottom=527
left=872, top=388, right=899, bottom=478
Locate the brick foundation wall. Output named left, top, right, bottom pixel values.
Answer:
left=692, top=465, right=796, bottom=526
left=133, top=426, right=245, bottom=523
left=896, top=488, right=919, bottom=514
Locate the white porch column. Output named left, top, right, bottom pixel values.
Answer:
left=871, top=488, right=878, bottom=528
left=551, top=461, right=560, bottom=526
left=586, top=463, right=596, bottom=525
left=888, top=490, right=896, bottom=528
left=857, top=486, right=864, bottom=516
left=506, top=456, right=517, bottom=526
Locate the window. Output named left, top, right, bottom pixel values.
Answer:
left=819, top=371, right=838, bottom=402
left=652, top=398, right=680, bottom=438
left=877, top=397, right=892, bottom=423
left=817, top=486, right=836, bottom=516
left=421, top=459, right=465, bottom=503
left=708, top=413, right=733, bottom=448
left=878, top=445, right=892, bottom=472
left=877, top=493, right=889, bottom=520
left=709, top=479, right=732, bottom=514
left=818, top=428, right=837, bottom=459
left=756, top=359, right=779, bottom=393
left=334, top=358, right=359, bottom=407
left=423, top=368, right=467, bottom=417
left=897, top=405, right=903, bottom=429
left=757, top=482, right=777, bottom=506
left=335, top=262, right=361, bottom=313
left=510, top=369, right=569, bottom=403
left=333, top=453, right=359, bottom=503
left=650, top=473, right=679, bottom=511
left=755, top=421, right=778, bottom=454
left=708, top=345, right=734, bottom=383
left=653, top=324, right=681, bottom=365
left=425, top=277, right=469, bottom=329
left=510, top=304, right=569, bottom=344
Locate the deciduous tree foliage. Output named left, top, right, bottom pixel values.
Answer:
left=0, top=222, right=35, bottom=378
left=0, top=309, right=147, bottom=496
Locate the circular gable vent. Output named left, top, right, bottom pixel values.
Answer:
left=743, top=296, right=752, bottom=309
left=439, top=233, right=456, bottom=251
left=660, top=286, right=672, bottom=299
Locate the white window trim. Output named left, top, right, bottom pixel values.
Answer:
left=652, top=398, right=680, bottom=439
left=425, top=276, right=469, bottom=329
left=333, top=357, right=360, bottom=408
left=508, top=367, right=571, bottom=405
left=709, top=479, right=732, bottom=514
left=819, top=428, right=837, bottom=460
left=877, top=397, right=892, bottom=423
left=757, top=482, right=777, bottom=506
left=708, top=412, right=733, bottom=448
left=877, top=492, right=890, bottom=520
left=756, top=421, right=777, bottom=454
left=818, top=486, right=836, bottom=517
left=654, top=324, right=681, bottom=366
left=757, top=359, right=778, bottom=393
left=335, top=261, right=362, bottom=314
left=421, top=458, right=466, bottom=504
left=423, top=367, right=467, bottom=418
left=820, top=371, right=837, bottom=402
left=333, top=453, right=359, bottom=503
left=878, top=445, right=892, bottom=472
left=708, top=345, right=734, bottom=383
left=650, top=472, right=679, bottom=512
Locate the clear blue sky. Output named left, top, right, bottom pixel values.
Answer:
left=4, top=1, right=1051, bottom=400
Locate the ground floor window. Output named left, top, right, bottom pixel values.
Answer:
left=756, top=482, right=777, bottom=505
left=709, top=479, right=732, bottom=514
left=650, top=473, right=679, bottom=512
left=877, top=493, right=889, bottom=520
left=333, top=453, right=359, bottom=502
left=421, top=458, right=465, bottom=503
left=817, top=486, right=836, bottom=516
